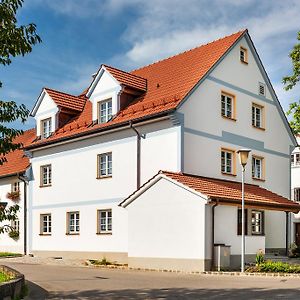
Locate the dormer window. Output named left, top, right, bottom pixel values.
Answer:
left=98, top=99, right=112, bottom=124
left=41, top=118, right=52, bottom=139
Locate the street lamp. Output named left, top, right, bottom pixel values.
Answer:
left=237, top=149, right=251, bottom=272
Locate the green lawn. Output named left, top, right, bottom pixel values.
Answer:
left=0, top=272, right=14, bottom=283
left=0, top=252, right=22, bottom=258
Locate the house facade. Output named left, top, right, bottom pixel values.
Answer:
left=1, top=29, right=299, bottom=271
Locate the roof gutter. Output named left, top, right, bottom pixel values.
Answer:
left=26, top=109, right=174, bottom=152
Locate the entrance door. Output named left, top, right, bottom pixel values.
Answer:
left=295, top=223, right=300, bottom=247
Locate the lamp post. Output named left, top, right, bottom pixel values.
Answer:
left=237, top=149, right=251, bottom=273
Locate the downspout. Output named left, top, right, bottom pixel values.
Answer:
left=286, top=211, right=289, bottom=256
left=18, top=174, right=28, bottom=256
left=130, top=121, right=145, bottom=189
left=211, top=200, right=218, bottom=271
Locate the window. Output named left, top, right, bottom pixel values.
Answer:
left=67, top=212, right=80, bottom=234
left=292, top=153, right=300, bottom=166
left=98, top=99, right=112, bottom=124
left=251, top=211, right=264, bottom=235
left=97, top=209, right=112, bottom=234
left=237, top=209, right=248, bottom=235
left=252, top=103, right=264, bottom=129
left=221, top=148, right=235, bottom=175
left=240, top=47, right=248, bottom=64
left=40, top=165, right=52, bottom=187
left=41, top=118, right=52, bottom=139
left=97, top=153, right=112, bottom=178
left=221, top=92, right=235, bottom=120
left=11, top=219, right=20, bottom=233
left=252, top=156, right=264, bottom=180
left=11, top=182, right=20, bottom=192
left=294, top=188, right=300, bottom=202
left=40, top=214, right=51, bottom=235
left=259, top=82, right=266, bottom=97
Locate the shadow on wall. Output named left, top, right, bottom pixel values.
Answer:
left=46, top=287, right=300, bottom=300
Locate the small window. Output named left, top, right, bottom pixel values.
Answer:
left=97, top=153, right=112, bottom=178
left=11, top=182, right=20, bottom=192
left=98, top=99, right=112, bottom=124
left=252, top=103, right=264, bottom=129
left=221, top=92, right=235, bottom=120
left=291, top=154, right=295, bottom=166
left=237, top=209, right=248, bottom=235
left=67, top=211, right=80, bottom=234
left=40, top=164, right=52, bottom=187
left=293, top=153, right=300, bottom=166
left=294, top=188, right=300, bottom=202
left=251, top=210, right=264, bottom=235
left=252, top=156, right=264, bottom=180
left=11, top=219, right=20, bottom=233
left=240, top=47, right=248, bottom=64
left=97, top=209, right=112, bottom=234
left=40, top=214, right=51, bottom=235
left=221, top=148, right=235, bottom=175
left=41, top=118, right=52, bottom=139
left=259, top=82, right=266, bottom=96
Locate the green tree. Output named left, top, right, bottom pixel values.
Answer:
left=284, top=31, right=300, bottom=134
left=0, top=0, right=41, bottom=234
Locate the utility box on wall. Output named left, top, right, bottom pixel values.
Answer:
left=214, top=244, right=231, bottom=271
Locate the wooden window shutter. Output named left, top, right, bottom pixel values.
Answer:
left=237, top=209, right=248, bottom=235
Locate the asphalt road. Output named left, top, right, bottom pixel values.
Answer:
left=4, top=262, right=300, bottom=299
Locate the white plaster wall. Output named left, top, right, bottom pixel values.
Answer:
left=89, top=69, right=122, bottom=121
left=0, top=177, right=24, bottom=253
left=214, top=205, right=265, bottom=255
left=34, top=92, right=58, bottom=136
left=29, top=123, right=180, bottom=254
left=126, top=178, right=207, bottom=259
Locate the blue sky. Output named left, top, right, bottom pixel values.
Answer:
left=1, top=0, right=300, bottom=129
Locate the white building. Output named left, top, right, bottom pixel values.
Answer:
left=1, top=29, right=299, bottom=271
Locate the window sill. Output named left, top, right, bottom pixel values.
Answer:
left=222, top=115, right=237, bottom=122
left=66, top=233, right=80, bottom=236
left=221, top=172, right=237, bottom=177
left=39, top=184, right=52, bottom=188
left=96, top=176, right=112, bottom=180
left=96, top=232, right=112, bottom=235
left=252, top=125, right=265, bottom=131
left=252, top=177, right=265, bottom=182
left=240, top=60, right=248, bottom=65
left=39, top=233, right=51, bottom=236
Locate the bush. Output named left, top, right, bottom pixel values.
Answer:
left=247, top=261, right=300, bottom=273
left=289, top=243, right=300, bottom=258
left=255, top=249, right=265, bottom=265
left=8, top=230, right=20, bottom=241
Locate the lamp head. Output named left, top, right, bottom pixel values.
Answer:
left=237, top=149, right=251, bottom=167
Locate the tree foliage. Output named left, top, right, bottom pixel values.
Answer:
left=0, top=0, right=41, bottom=164
left=0, top=0, right=41, bottom=235
left=284, top=31, right=300, bottom=134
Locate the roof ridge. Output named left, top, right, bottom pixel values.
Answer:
left=103, top=64, right=147, bottom=81
left=44, top=87, right=81, bottom=99
left=130, top=29, right=247, bottom=73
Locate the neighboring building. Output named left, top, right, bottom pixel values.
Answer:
left=0, top=129, right=36, bottom=253
left=1, top=29, right=299, bottom=271
left=291, top=135, right=300, bottom=247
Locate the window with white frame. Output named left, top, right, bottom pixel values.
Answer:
left=252, top=156, right=264, bottom=180
left=11, top=219, right=20, bottom=232
left=97, top=153, right=112, bottom=178
left=251, top=210, right=264, bottom=235
left=252, top=103, right=264, bottom=129
left=41, top=118, right=52, bottom=139
left=221, top=92, right=235, bottom=119
left=40, top=165, right=52, bottom=186
left=11, top=181, right=20, bottom=192
left=294, top=188, right=300, bottom=202
left=221, top=149, right=235, bottom=175
left=67, top=211, right=80, bottom=234
left=291, top=153, right=300, bottom=166
left=40, top=214, right=51, bottom=234
left=98, top=99, right=112, bottom=124
left=240, top=47, right=248, bottom=64
left=259, top=82, right=266, bottom=96
left=97, top=209, right=112, bottom=234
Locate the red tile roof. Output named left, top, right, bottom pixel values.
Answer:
left=28, top=30, right=246, bottom=149
left=160, top=171, right=300, bottom=212
left=104, top=65, right=147, bottom=91
left=45, top=88, right=86, bottom=112
left=0, top=129, right=36, bottom=178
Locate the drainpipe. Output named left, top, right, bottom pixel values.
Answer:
left=211, top=200, right=218, bottom=270
left=286, top=211, right=289, bottom=256
left=18, top=174, right=28, bottom=256
left=130, top=122, right=145, bottom=189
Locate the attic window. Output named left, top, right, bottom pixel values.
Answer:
left=41, top=118, right=52, bottom=139
left=259, top=82, right=266, bottom=97
left=240, top=47, right=248, bottom=64
left=98, top=99, right=112, bottom=124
